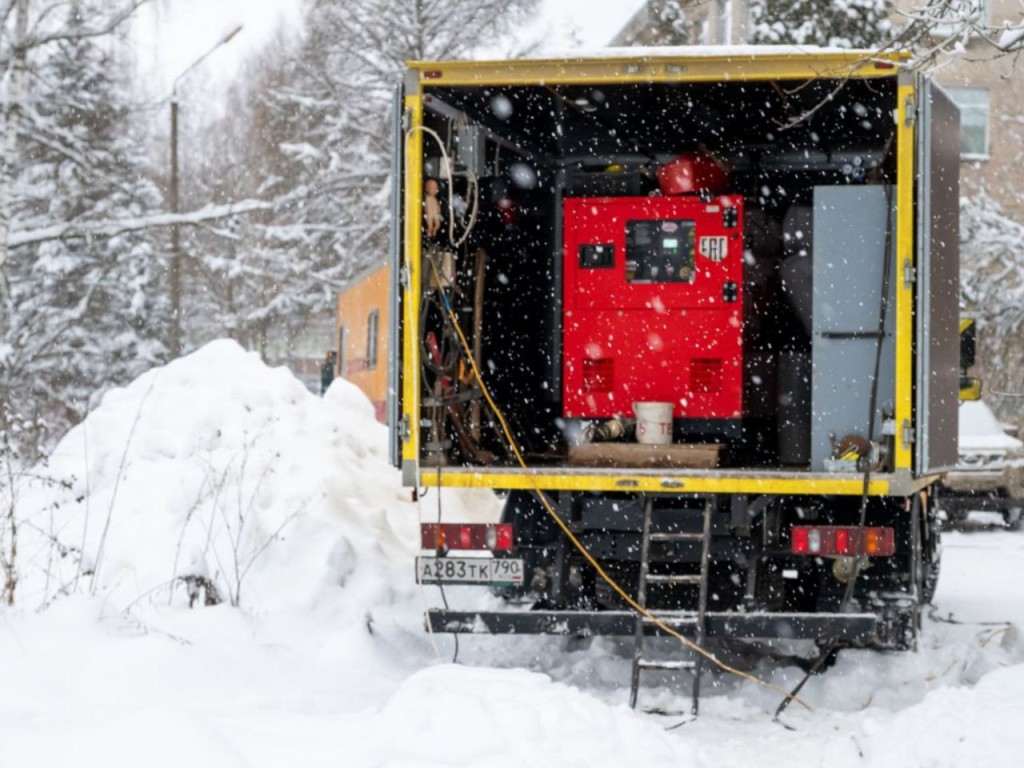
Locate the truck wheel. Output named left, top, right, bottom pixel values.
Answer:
left=1004, top=507, right=1023, bottom=531
left=920, top=494, right=941, bottom=605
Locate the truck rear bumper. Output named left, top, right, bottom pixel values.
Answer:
left=425, top=609, right=879, bottom=644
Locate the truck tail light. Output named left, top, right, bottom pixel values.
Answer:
left=421, top=523, right=514, bottom=552
left=790, top=525, right=895, bottom=557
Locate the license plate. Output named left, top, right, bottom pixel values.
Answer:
left=416, top=556, right=524, bottom=585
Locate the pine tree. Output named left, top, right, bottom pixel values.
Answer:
left=0, top=3, right=163, bottom=455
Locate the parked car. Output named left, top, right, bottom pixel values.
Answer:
left=935, top=401, right=1024, bottom=529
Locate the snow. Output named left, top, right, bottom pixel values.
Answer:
left=997, top=23, right=1024, bottom=52
left=959, top=400, right=1023, bottom=452
left=6, top=342, right=1024, bottom=766
left=530, top=44, right=893, bottom=60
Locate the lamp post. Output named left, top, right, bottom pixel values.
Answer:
left=168, top=24, right=243, bottom=359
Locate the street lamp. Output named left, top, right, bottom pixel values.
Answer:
left=169, top=23, right=244, bottom=359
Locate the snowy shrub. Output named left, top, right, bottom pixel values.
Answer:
left=960, top=193, right=1024, bottom=423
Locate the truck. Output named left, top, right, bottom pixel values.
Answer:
left=387, top=47, right=962, bottom=704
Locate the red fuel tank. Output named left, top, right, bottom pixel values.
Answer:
left=562, top=195, right=744, bottom=423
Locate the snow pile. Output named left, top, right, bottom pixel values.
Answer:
left=959, top=400, right=1023, bottom=453
left=13, top=339, right=495, bottom=615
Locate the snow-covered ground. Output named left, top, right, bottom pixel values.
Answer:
left=4, top=342, right=1024, bottom=767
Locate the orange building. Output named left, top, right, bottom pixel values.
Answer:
left=335, top=263, right=389, bottom=421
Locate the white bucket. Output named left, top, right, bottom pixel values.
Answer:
left=633, top=402, right=674, bottom=445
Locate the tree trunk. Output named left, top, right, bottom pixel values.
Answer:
left=0, top=0, right=29, bottom=315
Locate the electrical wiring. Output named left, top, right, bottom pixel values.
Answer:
left=417, top=574, right=444, bottom=662
left=406, top=120, right=809, bottom=712
left=408, top=124, right=480, bottom=250
left=426, top=259, right=812, bottom=713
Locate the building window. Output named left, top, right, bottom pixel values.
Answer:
left=366, top=310, right=379, bottom=370
left=949, top=87, right=990, bottom=160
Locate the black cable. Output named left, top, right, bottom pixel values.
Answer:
left=926, top=605, right=1011, bottom=627
left=840, top=180, right=897, bottom=610
left=775, top=180, right=897, bottom=722
left=435, top=465, right=459, bottom=663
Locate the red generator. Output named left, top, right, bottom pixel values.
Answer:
left=562, top=195, right=745, bottom=433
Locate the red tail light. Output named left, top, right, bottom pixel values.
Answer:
left=421, top=523, right=514, bottom=552
left=835, top=528, right=850, bottom=554
left=790, top=526, right=895, bottom=557
left=792, top=526, right=809, bottom=553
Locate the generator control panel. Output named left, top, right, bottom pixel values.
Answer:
left=562, top=195, right=744, bottom=423
left=625, top=219, right=696, bottom=283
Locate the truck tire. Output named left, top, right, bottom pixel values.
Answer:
left=920, top=493, right=941, bottom=605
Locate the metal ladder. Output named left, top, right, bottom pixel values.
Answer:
left=629, top=495, right=714, bottom=715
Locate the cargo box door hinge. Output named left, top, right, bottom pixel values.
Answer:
left=902, top=420, right=915, bottom=449
left=399, top=414, right=412, bottom=442
left=903, top=258, right=916, bottom=289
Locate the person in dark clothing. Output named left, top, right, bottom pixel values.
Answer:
left=321, top=350, right=337, bottom=395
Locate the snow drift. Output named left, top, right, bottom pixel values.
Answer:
left=12, top=338, right=496, bottom=614
left=959, top=399, right=1024, bottom=453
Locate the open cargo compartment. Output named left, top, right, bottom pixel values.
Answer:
left=410, top=70, right=904, bottom=476
left=403, top=57, right=956, bottom=666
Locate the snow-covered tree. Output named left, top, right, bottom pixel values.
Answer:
left=960, top=193, right=1024, bottom=422
left=891, top=0, right=1024, bottom=70
left=620, top=0, right=693, bottom=46
left=650, top=0, right=692, bottom=44
left=745, top=0, right=1024, bottom=67
left=748, top=0, right=892, bottom=47
left=0, top=1, right=162, bottom=457
left=0, top=0, right=145, bottom=308
left=183, top=0, right=540, bottom=360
